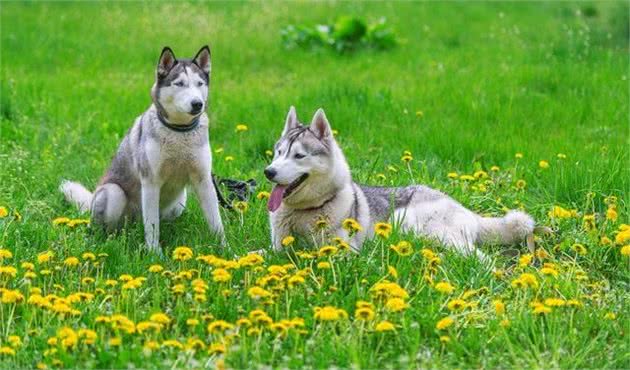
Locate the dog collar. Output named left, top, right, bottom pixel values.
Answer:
left=297, top=193, right=337, bottom=212
left=157, top=112, right=201, bottom=132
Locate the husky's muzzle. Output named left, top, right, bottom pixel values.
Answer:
left=267, top=173, right=309, bottom=212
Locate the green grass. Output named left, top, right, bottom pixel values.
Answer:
left=1, top=1, right=629, bottom=369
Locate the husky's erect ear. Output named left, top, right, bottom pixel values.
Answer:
left=312, top=108, right=331, bottom=140
left=282, top=106, right=299, bottom=136
left=157, top=47, right=177, bottom=78
left=193, top=45, right=211, bottom=75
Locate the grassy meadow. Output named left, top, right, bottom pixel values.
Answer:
left=0, top=1, right=629, bottom=368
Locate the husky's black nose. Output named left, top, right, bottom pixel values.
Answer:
left=190, top=101, right=203, bottom=114
left=264, top=167, right=277, bottom=180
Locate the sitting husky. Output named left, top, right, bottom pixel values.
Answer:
left=60, top=46, right=224, bottom=253
left=264, top=107, right=543, bottom=260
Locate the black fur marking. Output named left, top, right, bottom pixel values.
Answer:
left=136, top=114, right=144, bottom=145
left=284, top=126, right=309, bottom=158
left=359, top=185, right=424, bottom=222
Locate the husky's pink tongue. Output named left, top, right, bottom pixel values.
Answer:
left=268, top=184, right=287, bottom=212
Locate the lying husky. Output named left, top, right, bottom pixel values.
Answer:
left=265, top=107, right=544, bottom=260
left=60, top=46, right=224, bottom=253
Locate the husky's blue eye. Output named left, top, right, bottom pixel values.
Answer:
left=174, top=81, right=185, bottom=87
left=294, top=153, right=306, bottom=159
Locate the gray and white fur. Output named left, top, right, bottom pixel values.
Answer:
left=265, top=107, right=544, bottom=261
left=60, top=46, right=224, bottom=253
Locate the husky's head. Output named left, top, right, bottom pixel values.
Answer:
left=150, top=46, right=211, bottom=125
left=265, top=107, right=351, bottom=212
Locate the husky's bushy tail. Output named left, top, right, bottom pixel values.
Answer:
left=59, top=180, right=93, bottom=213
left=477, top=211, right=551, bottom=252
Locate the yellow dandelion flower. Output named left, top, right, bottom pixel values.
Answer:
left=515, top=179, right=527, bottom=190
left=238, top=253, right=264, bottom=267
left=67, top=218, right=89, bottom=227
left=375, top=320, right=396, bottom=332
left=0, top=249, right=12, bottom=260
left=256, top=191, right=270, bottom=200
left=172, top=246, right=193, bottom=261
left=354, top=307, right=375, bottom=321
left=544, top=298, right=566, bottom=307
left=540, top=267, right=559, bottom=278
left=582, top=214, right=596, bottom=232
left=615, top=228, right=630, bottom=244
left=52, top=217, right=70, bottom=225
left=208, top=342, right=226, bottom=355
left=571, top=243, right=587, bottom=256
left=235, top=124, right=248, bottom=132
left=519, top=253, right=533, bottom=267
left=374, top=222, right=393, bottom=238
left=548, top=205, right=576, bottom=219
left=436, top=317, right=455, bottom=330
left=385, top=297, right=408, bottom=312
left=390, top=240, right=413, bottom=256
left=0, top=346, right=15, bottom=356
left=150, top=312, right=171, bottom=325
left=161, top=339, right=183, bottom=349
left=474, top=170, right=488, bottom=179
left=604, top=312, right=616, bottom=320
left=233, top=201, right=249, bottom=213
left=317, top=261, right=331, bottom=270
left=207, top=320, right=234, bottom=334
left=532, top=303, right=552, bottom=315
left=387, top=265, right=398, bottom=279
left=447, top=299, right=467, bottom=312
left=318, top=245, right=338, bottom=257
left=313, top=306, right=347, bottom=321
left=620, top=245, right=630, bottom=257
left=356, top=300, right=374, bottom=309
left=63, top=257, right=80, bottom=267
left=342, top=218, right=362, bottom=233
left=212, top=268, right=232, bottom=283
left=148, top=264, right=163, bottom=273
left=247, top=286, right=272, bottom=300
left=37, top=251, right=54, bottom=264
left=0, top=266, right=17, bottom=278
left=434, top=281, right=455, bottom=294
left=281, top=236, right=295, bottom=247
left=7, top=335, right=21, bottom=348
left=492, top=300, right=505, bottom=315
left=1, top=289, right=24, bottom=304
left=606, top=206, right=618, bottom=222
